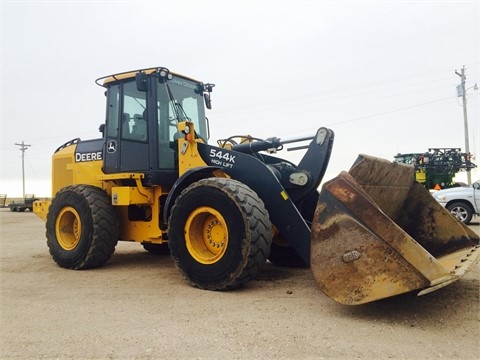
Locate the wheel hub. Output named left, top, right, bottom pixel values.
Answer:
left=185, top=207, right=228, bottom=264
left=451, top=207, right=467, bottom=221
left=55, top=206, right=82, bottom=250
left=205, top=217, right=225, bottom=249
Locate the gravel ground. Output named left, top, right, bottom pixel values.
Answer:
left=0, top=209, right=478, bottom=359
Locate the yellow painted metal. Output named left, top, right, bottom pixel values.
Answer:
left=415, top=169, right=427, bottom=184
left=51, top=144, right=104, bottom=196
left=177, top=121, right=188, bottom=133
left=177, top=122, right=209, bottom=176
left=50, top=141, right=149, bottom=202
left=97, top=173, right=145, bottom=181
left=33, top=200, right=51, bottom=221
left=111, top=186, right=153, bottom=205
left=185, top=206, right=228, bottom=264
left=117, top=185, right=166, bottom=242
left=55, top=206, right=82, bottom=250
left=70, top=159, right=103, bottom=189
left=311, top=154, right=480, bottom=305
left=51, top=146, right=75, bottom=195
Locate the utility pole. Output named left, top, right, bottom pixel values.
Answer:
left=15, top=141, right=31, bottom=198
left=455, top=65, right=471, bottom=185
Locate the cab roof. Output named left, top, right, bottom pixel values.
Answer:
left=95, top=67, right=200, bottom=87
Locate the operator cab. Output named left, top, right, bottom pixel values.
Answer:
left=96, top=67, right=213, bottom=186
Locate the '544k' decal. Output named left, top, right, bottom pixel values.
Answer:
left=209, top=149, right=236, bottom=168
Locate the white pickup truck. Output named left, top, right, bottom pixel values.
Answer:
left=432, top=180, right=480, bottom=224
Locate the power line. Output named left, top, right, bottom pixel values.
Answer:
left=327, top=96, right=455, bottom=126
left=275, top=95, right=455, bottom=138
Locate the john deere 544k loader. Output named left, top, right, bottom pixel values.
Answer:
left=33, top=67, right=479, bottom=305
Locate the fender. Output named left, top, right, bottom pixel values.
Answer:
left=198, top=142, right=312, bottom=264
left=163, top=166, right=222, bottom=225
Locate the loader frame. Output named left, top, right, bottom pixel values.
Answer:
left=34, top=67, right=480, bottom=305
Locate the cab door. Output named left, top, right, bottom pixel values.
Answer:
left=104, top=81, right=150, bottom=173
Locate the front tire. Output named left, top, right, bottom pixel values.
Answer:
left=168, top=178, right=272, bottom=290
left=446, top=201, right=473, bottom=224
left=46, top=185, right=119, bottom=269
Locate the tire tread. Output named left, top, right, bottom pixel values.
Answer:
left=169, top=177, right=272, bottom=290
left=46, top=185, right=118, bottom=269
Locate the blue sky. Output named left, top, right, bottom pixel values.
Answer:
left=1, top=0, right=479, bottom=197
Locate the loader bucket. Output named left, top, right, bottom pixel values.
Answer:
left=311, top=154, right=480, bottom=305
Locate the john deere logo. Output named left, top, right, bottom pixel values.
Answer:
left=75, top=151, right=103, bottom=162
left=107, top=140, right=117, bottom=153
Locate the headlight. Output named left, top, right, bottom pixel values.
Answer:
left=433, top=194, right=447, bottom=202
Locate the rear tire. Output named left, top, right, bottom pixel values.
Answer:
left=168, top=178, right=272, bottom=290
left=446, top=201, right=473, bottom=224
left=46, top=185, right=119, bottom=269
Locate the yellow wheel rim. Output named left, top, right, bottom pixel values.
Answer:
left=185, top=207, right=228, bottom=264
left=55, top=206, right=82, bottom=250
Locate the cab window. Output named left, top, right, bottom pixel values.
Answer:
left=121, top=81, right=148, bottom=142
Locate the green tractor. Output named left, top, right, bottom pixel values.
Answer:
left=394, top=148, right=476, bottom=190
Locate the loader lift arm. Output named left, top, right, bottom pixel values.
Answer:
left=165, top=127, right=334, bottom=265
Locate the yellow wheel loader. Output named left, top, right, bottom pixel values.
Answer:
left=33, top=67, right=479, bottom=304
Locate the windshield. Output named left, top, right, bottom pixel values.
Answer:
left=157, top=76, right=207, bottom=141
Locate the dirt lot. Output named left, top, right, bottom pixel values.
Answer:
left=0, top=208, right=478, bottom=359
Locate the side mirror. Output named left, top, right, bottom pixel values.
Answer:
left=204, top=93, right=212, bottom=110
left=202, top=83, right=215, bottom=110
left=473, top=182, right=480, bottom=190
left=99, top=124, right=105, bottom=137
left=135, top=72, right=148, bottom=92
